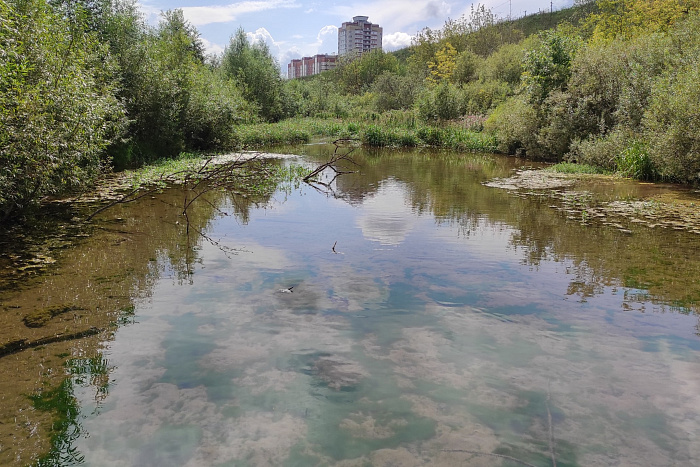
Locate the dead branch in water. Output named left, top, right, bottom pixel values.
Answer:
left=86, top=184, right=161, bottom=221
left=0, top=327, right=104, bottom=358
left=304, top=139, right=360, bottom=195
left=86, top=154, right=258, bottom=222
left=546, top=380, right=557, bottom=467
left=441, top=450, right=538, bottom=467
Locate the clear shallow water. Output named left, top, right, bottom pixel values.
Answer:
left=3, top=147, right=700, bottom=466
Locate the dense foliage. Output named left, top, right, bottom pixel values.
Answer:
left=0, top=0, right=280, bottom=220
left=0, top=0, right=124, bottom=221
left=2, top=0, right=700, bottom=221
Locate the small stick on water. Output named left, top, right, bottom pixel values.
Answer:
left=546, top=380, right=557, bottom=467
left=332, top=241, right=337, bottom=253
left=441, top=450, right=537, bottom=467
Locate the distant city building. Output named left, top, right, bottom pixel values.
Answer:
left=338, top=16, right=382, bottom=57
left=287, top=54, right=337, bottom=79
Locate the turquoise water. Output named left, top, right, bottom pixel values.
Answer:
left=45, top=149, right=700, bottom=466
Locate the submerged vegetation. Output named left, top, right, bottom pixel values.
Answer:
left=1, top=0, right=700, bottom=223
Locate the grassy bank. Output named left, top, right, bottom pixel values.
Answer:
left=232, top=117, right=498, bottom=152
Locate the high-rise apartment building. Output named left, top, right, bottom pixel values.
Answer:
left=287, top=54, right=337, bottom=79
left=338, top=16, right=382, bottom=57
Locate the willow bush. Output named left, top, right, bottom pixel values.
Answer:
left=0, top=0, right=125, bottom=220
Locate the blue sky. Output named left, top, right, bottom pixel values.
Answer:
left=139, top=0, right=573, bottom=69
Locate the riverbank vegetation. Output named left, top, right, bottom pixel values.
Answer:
left=2, top=0, right=699, bottom=222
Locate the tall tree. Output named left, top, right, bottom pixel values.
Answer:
left=221, top=28, right=286, bottom=122
left=0, top=0, right=125, bottom=220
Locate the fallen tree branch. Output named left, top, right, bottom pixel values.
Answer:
left=546, top=380, right=557, bottom=467
left=303, top=138, right=360, bottom=183
left=0, top=327, right=104, bottom=358
left=441, top=450, right=538, bottom=467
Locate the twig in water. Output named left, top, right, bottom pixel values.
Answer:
left=303, top=138, right=360, bottom=183
left=441, top=450, right=537, bottom=467
left=332, top=241, right=337, bottom=253
left=546, top=380, right=557, bottom=467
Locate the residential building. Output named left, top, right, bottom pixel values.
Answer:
left=287, top=54, right=338, bottom=79
left=338, top=16, right=382, bottom=57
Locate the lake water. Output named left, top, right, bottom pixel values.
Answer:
left=1, top=145, right=699, bottom=466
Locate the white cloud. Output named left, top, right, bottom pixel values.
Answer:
left=201, top=37, right=226, bottom=56
left=331, top=0, right=451, bottom=36
left=423, top=1, right=451, bottom=19
left=357, top=180, right=417, bottom=246
left=247, top=27, right=284, bottom=55
left=280, top=47, right=302, bottom=75
left=383, top=32, right=413, bottom=51
left=315, top=25, right=338, bottom=54
left=180, top=0, right=298, bottom=27
left=279, top=25, right=337, bottom=68
left=136, top=1, right=162, bottom=25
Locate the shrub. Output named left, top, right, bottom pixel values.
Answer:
left=459, top=80, right=511, bottom=115
left=417, top=127, right=446, bottom=146
left=478, top=42, right=526, bottom=85
left=547, top=162, right=608, bottom=174
left=183, top=67, right=255, bottom=151
left=0, top=0, right=125, bottom=220
left=616, top=141, right=657, bottom=180
left=372, top=72, right=422, bottom=112
left=522, top=29, right=581, bottom=104
left=644, top=64, right=700, bottom=183
left=361, top=126, right=418, bottom=147
left=484, top=96, right=540, bottom=155
left=567, top=130, right=632, bottom=170
left=452, top=50, right=481, bottom=84
left=417, top=82, right=461, bottom=122
left=363, top=126, right=385, bottom=147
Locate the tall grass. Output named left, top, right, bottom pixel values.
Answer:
left=236, top=116, right=498, bottom=152
left=364, top=124, right=497, bottom=151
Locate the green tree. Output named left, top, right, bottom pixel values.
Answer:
left=120, top=9, right=203, bottom=161
left=522, top=29, right=581, bottom=104
left=452, top=50, right=481, bottom=84
left=478, top=41, right=529, bottom=85
left=417, top=82, right=461, bottom=121
left=645, top=64, right=700, bottom=182
left=0, top=0, right=125, bottom=220
left=221, top=28, right=286, bottom=122
left=372, top=72, right=422, bottom=112
left=335, top=49, right=399, bottom=94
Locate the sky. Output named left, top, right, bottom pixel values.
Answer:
left=139, top=0, right=573, bottom=72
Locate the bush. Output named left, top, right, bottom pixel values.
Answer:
left=478, top=42, right=526, bottom=85
left=616, top=141, right=657, bottom=180
left=452, top=50, right=481, bottom=84
left=417, top=82, right=461, bottom=122
left=183, top=67, right=255, bottom=151
left=644, top=64, right=700, bottom=183
left=522, top=29, right=581, bottom=104
left=567, top=130, right=632, bottom=170
left=372, top=72, right=422, bottom=112
left=362, top=126, right=418, bottom=147
left=233, top=123, right=311, bottom=147
left=0, top=0, right=125, bottom=220
left=417, top=127, right=447, bottom=146
left=484, top=96, right=540, bottom=155
left=459, top=80, right=511, bottom=115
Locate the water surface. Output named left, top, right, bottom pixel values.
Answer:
left=2, top=146, right=699, bottom=466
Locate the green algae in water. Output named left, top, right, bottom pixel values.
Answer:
left=30, top=378, right=84, bottom=466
